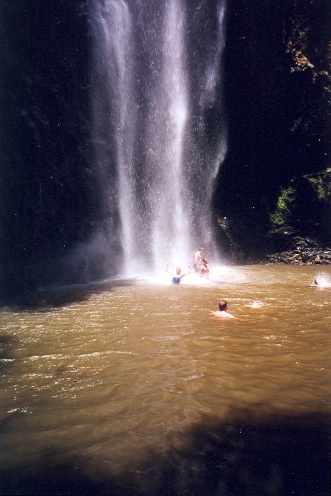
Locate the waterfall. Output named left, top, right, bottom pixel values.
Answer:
left=87, top=0, right=227, bottom=276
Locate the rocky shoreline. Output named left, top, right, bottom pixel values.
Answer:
left=246, top=228, right=331, bottom=265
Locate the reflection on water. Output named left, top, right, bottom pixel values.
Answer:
left=0, top=265, right=330, bottom=495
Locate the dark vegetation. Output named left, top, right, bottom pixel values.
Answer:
left=214, top=0, right=331, bottom=262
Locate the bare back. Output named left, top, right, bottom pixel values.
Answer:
left=211, top=311, right=235, bottom=319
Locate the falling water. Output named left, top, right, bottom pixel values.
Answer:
left=87, top=0, right=227, bottom=276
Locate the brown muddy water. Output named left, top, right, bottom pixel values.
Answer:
left=0, top=265, right=330, bottom=495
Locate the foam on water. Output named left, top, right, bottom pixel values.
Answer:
left=312, top=271, right=331, bottom=288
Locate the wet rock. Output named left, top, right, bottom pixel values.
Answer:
left=251, top=230, right=331, bottom=266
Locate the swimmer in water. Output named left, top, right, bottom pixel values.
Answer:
left=166, top=263, right=190, bottom=284
left=211, top=299, right=235, bottom=318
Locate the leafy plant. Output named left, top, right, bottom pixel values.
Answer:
left=270, top=187, right=296, bottom=227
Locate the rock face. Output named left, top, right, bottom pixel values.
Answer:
left=0, top=1, right=96, bottom=296
left=214, top=0, right=331, bottom=260
left=264, top=234, right=331, bottom=265
left=267, top=250, right=331, bottom=265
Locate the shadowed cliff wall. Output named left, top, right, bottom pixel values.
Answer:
left=0, top=1, right=95, bottom=297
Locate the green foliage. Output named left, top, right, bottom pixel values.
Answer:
left=270, top=187, right=296, bottom=227
left=270, top=171, right=331, bottom=239
left=307, top=170, right=331, bottom=201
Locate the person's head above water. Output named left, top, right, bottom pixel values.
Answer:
left=211, top=299, right=234, bottom=318
left=219, top=300, right=228, bottom=311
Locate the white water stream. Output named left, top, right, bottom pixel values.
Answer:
left=87, top=0, right=227, bottom=276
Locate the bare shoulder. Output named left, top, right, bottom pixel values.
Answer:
left=211, top=311, right=235, bottom=319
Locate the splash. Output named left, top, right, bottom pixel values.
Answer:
left=248, top=301, right=264, bottom=308
left=313, top=272, right=331, bottom=288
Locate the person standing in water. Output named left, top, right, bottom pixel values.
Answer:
left=199, top=258, right=209, bottom=279
left=211, top=300, right=235, bottom=318
left=166, top=263, right=190, bottom=284
left=193, top=247, right=204, bottom=272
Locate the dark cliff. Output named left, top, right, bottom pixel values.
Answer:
left=214, top=0, right=331, bottom=261
left=0, top=1, right=93, bottom=295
